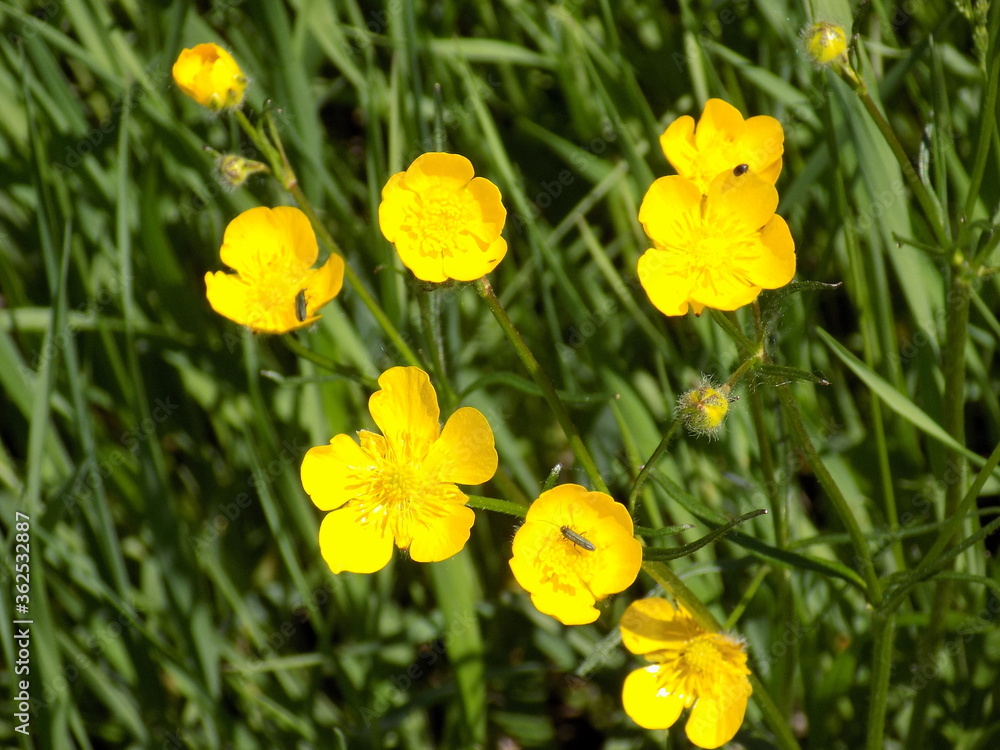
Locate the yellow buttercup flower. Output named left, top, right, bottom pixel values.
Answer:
left=660, top=98, right=784, bottom=193
left=301, top=367, right=498, bottom=574
left=378, top=152, right=508, bottom=282
left=621, top=597, right=752, bottom=749
left=172, top=43, right=247, bottom=110
left=509, top=484, right=642, bottom=625
left=205, top=206, right=344, bottom=333
left=637, top=170, right=796, bottom=316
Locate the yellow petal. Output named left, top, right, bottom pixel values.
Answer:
left=300, top=435, right=378, bottom=511
left=423, top=407, right=497, bottom=485
left=637, top=249, right=696, bottom=316
left=695, top=98, right=746, bottom=154
left=529, top=590, right=600, bottom=625
left=685, top=680, right=752, bottom=749
left=404, top=152, right=475, bottom=192
left=706, top=171, right=778, bottom=232
left=172, top=44, right=246, bottom=109
left=638, top=176, right=702, bottom=248
left=407, top=498, right=475, bottom=563
left=205, top=270, right=252, bottom=326
left=743, top=115, right=784, bottom=182
left=659, top=115, right=698, bottom=177
left=377, top=172, right=410, bottom=244
left=622, top=665, right=686, bottom=730
left=224, top=206, right=318, bottom=273
left=466, top=176, right=507, bottom=242
left=317, top=505, right=395, bottom=574
left=394, top=235, right=450, bottom=283
left=368, top=367, right=441, bottom=459
left=303, top=252, right=345, bottom=313
left=621, top=597, right=701, bottom=655
left=742, top=214, right=796, bottom=289
left=690, top=277, right=762, bottom=313
left=442, top=235, right=507, bottom=281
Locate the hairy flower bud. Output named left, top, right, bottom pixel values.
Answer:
left=803, top=22, right=848, bottom=66
left=676, top=381, right=732, bottom=438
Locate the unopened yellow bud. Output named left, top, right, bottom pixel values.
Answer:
left=804, top=22, right=848, bottom=65
left=216, top=154, right=268, bottom=188
left=676, top=381, right=732, bottom=438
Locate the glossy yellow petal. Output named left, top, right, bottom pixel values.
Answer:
left=706, top=171, right=778, bottom=233
left=638, top=176, right=702, bottom=248
left=744, top=214, right=796, bottom=288
left=300, top=435, right=377, bottom=511
left=466, top=176, right=507, bottom=241
left=424, top=407, right=497, bottom=485
left=303, top=252, right=346, bottom=313
left=659, top=115, right=698, bottom=180
left=743, top=115, right=784, bottom=181
left=405, top=152, right=476, bottom=191
left=368, top=367, right=441, bottom=460
left=377, top=172, right=409, bottom=243
left=685, top=681, right=752, bottom=748
left=621, top=597, right=702, bottom=655
left=622, top=665, right=686, bottom=730
left=204, top=271, right=253, bottom=325
left=695, top=98, right=746, bottom=152
left=442, top=235, right=507, bottom=281
left=220, top=206, right=317, bottom=274
left=530, top=590, right=600, bottom=625
left=317, top=504, right=395, bottom=574
left=690, top=277, right=762, bottom=313
left=407, top=498, right=475, bottom=563
left=637, top=249, right=697, bottom=316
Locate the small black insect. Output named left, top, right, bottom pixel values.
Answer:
left=733, top=163, right=749, bottom=176
left=561, top=525, right=596, bottom=551
left=295, top=290, right=307, bottom=322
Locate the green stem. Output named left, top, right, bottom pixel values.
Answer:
left=280, top=335, right=377, bottom=389
left=418, top=289, right=457, bottom=410
left=627, top=418, right=682, bottom=513
left=466, top=494, right=528, bottom=518
left=476, top=277, right=608, bottom=494
left=961, top=30, right=1000, bottom=225
left=234, top=107, right=423, bottom=371
left=748, top=302, right=795, bottom=717
left=835, top=68, right=950, bottom=250
left=285, top=181, right=423, bottom=369
left=775, top=387, right=880, bottom=601
left=865, top=611, right=897, bottom=750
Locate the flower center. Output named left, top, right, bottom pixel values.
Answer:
left=534, top=527, right=596, bottom=596
left=353, top=452, right=452, bottom=547
left=408, top=187, right=470, bottom=260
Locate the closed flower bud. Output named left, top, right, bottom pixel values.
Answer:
left=803, top=22, right=848, bottom=65
left=676, top=381, right=732, bottom=438
left=216, top=154, right=268, bottom=188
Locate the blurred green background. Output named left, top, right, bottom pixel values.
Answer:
left=1, top=0, right=999, bottom=748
